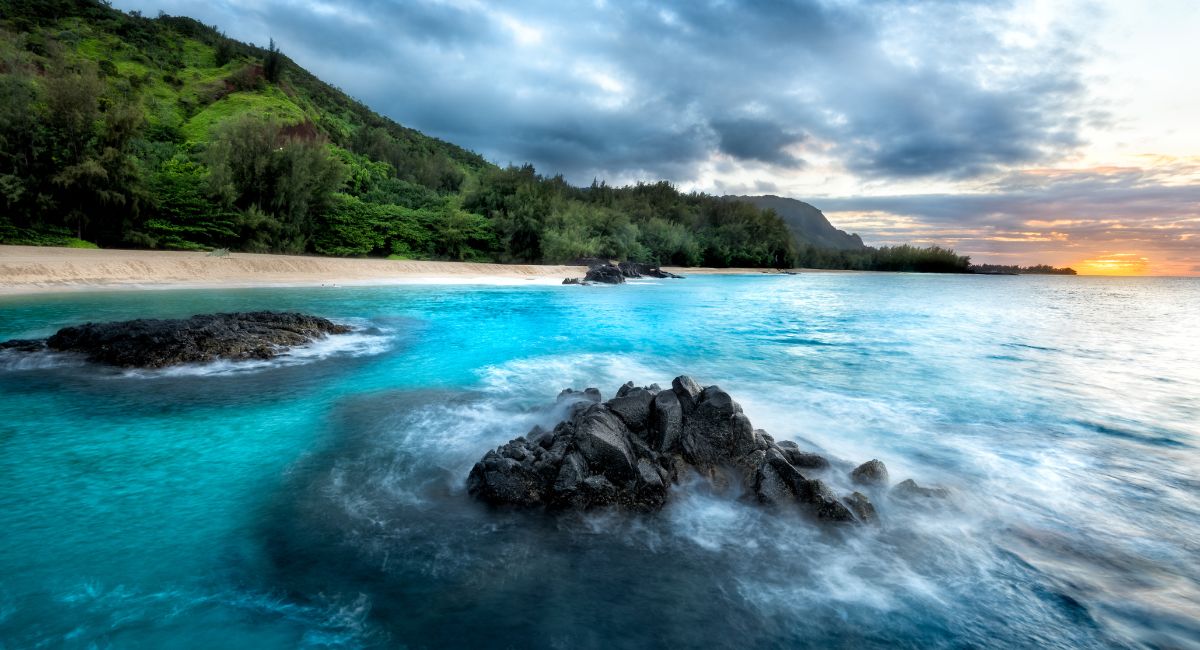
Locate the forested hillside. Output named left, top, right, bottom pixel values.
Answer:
left=734, top=195, right=865, bottom=251
left=0, top=0, right=968, bottom=271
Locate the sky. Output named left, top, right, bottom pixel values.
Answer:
left=115, top=0, right=1200, bottom=275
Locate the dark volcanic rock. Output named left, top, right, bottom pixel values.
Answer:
left=574, top=407, right=638, bottom=483
left=1, top=311, right=351, bottom=368
left=467, top=376, right=901, bottom=525
left=671, top=375, right=703, bottom=413
left=649, top=389, right=683, bottom=452
left=777, top=440, right=830, bottom=470
left=584, top=264, right=626, bottom=284
left=794, top=478, right=856, bottom=522
left=850, top=459, right=889, bottom=487
left=844, top=491, right=878, bottom=524
left=569, top=260, right=683, bottom=284
left=607, top=386, right=657, bottom=432
left=0, top=339, right=47, bottom=352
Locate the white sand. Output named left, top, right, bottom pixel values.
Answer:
left=0, top=246, right=821, bottom=295
left=0, top=246, right=589, bottom=294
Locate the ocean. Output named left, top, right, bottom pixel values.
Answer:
left=1, top=274, right=1197, bottom=648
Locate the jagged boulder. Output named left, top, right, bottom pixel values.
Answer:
left=0, top=311, right=351, bottom=368
left=844, top=492, right=878, bottom=524
left=467, top=376, right=884, bottom=525
left=778, top=441, right=831, bottom=470
left=607, top=386, right=657, bottom=432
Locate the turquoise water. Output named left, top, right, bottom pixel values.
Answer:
left=1, top=275, right=1197, bottom=649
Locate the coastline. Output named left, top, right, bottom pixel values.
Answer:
left=0, top=245, right=822, bottom=296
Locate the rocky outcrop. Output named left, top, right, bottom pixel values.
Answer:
left=0, top=311, right=351, bottom=368
left=565, top=260, right=684, bottom=285
left=583, top=264, right=626, bottom=284
left=468, top=376, right=895, bottom=524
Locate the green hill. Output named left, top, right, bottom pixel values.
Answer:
left=0, top=0, right=496, bottom=256
left=0, top=0, right=968, bottom=271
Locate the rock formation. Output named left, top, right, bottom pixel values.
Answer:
left=0, top=311, right=351, bottom=368
left=617, top=261, right=683, bottom=279
left=583, top=264, right=626, bottom=284
left=564, top=260, right=684, bottom=285
left=467, top=376, right=933, bottom=525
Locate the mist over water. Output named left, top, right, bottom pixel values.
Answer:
left=1, top=275, right=1197, bottom=648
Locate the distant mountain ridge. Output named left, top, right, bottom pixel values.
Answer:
left=731, top=195, right=866, bottom=251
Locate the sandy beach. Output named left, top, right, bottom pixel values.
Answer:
left=0, top=246, right=798, bottom=295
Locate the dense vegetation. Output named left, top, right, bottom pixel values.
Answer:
left=970, top=264, right=1077, bottom=275
left=0, top=0, right=971, bottom=272
left=795, top=243, right=971, bottom=273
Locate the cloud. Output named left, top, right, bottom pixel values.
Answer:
left=819, top=164, right=1200, bottom=273
left=711, top=118, right=806, bottom=168
left=113, top=0, right=1097, bottom=184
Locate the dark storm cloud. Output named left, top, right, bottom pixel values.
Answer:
left=711, top=118, right=806, bottom=168
left=113, top=0, right=1095, bottom=184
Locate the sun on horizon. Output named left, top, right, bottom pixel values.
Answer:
left=1074, top=253, right=1153, bottom=276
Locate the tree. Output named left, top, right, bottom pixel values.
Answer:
left=139, top=157, right=237, bottom=249
left=215, top=36, right=235, bottom=67
left=206, top=116, right=345, bottom=253
left=41, top=59, right=145, bottom=244
left=263, top=38, right=282, bottom=83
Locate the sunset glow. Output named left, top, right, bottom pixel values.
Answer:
left=1075, top=254, right=1152, bottom=276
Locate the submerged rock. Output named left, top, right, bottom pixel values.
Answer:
left=844, top=492, right=879, bottom=524
left=557, top=387, right=602, bottom=404
left=467, top=375, right=887, bottom=525
left=0, top=338, right=47, bottom=352
left=0, top=311, right=351, bottom=368
left=892, top=478, right=950, bottom=500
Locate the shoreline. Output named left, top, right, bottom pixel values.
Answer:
left=0, top=245, right=830, bottom=296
